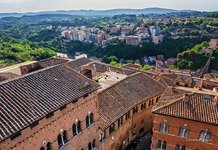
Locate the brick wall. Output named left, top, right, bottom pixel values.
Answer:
left=151, top=114, right=218, bottom=150
left=99, top=96, right=160, bottom=150
left=0, top=91, right=99, bottom=150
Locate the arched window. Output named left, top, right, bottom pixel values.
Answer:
left=156, top=140, right=167, bottom=150
left=92, top=139, right=96, bottom=148
left=86, top=112, right=94, bottom=127
left=57, top=134, right=63, bottom=149
left=199, top=129, right=211, bottom=142
left=72, top=123, right=77, bottom=136
left=109, top=123, right=115, bottom=134
left=72, top=120, right=81, bottom=136
left=63, top=130, right=68, bottom=144
left=178, top=125, right=189, bottom=138
left=77, top=121, right=81, bottom=133
left=175, top=144, right=185, bottom=150
left=40, top=147, right=45, bottom=150
left=57, top=131, right=67, bottom=149
left=159, top=121, right=169, bottom=134
left=118, top=117, right=123, bottom=127
left=141, top=102, right=146, bottom=110
left=133, top=106, right=138, bottom=114
left=46, top=142, right=51, bottom=150
left=88, top=142, right=92, bottom=150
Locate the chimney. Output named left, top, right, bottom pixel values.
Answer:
left=183, top=93, right=191, bottom=105
left=93, top=64, right=96, bottom=72
left=171, top=87, right=176, bottom=94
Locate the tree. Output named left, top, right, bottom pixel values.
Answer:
left=142, top=65, right=151, bottom=71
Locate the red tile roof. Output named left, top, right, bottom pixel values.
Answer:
left=153, top=92, right=218, bottom=126
left=98, top=73, right=165, bottom=129
left=67, top=57, right=93, bottom=72
left=0, top=65, right=99, bottom=141
left=37, top=57, right=68, bottom=68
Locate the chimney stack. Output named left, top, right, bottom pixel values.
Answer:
left=183, top=93, right=191, bottom=105
left=171, top=87, right=176, bottom=94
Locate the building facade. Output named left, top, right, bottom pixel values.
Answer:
left=152, top=89, right=218, bottom=150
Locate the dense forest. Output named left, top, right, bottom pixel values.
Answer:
left=0, top=37, right=55, bottom=68
left=176, top=41, right=218, bottom=71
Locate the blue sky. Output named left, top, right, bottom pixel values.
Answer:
left=0, top=0, right=217, bottom=13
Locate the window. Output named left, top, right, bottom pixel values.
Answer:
left=118, top=117, right=123, bottom=127
left=57, top=131, right=68, bottom=149
left=99, top=132, right=105, bottom=142
left=141, top=102, right=146, bottom=110
left=156, top=97, right=159, bottom=103
left=63, top=131, right=68, bottom=144
left=175, top=144, right=185, bottom=150
left=72, top=120, right=81, bottom=136
left=86, top=112, right=94, bottom=127
left=88, top=142, right=92, bottom=150
left=57, top=134, right=63, bottom=149
left=133, top=106, right=138, bottom=114
left=148, top=100, right=153, bottom=107
left=156, top=140, right=167, bottom=150
left=178, top=125, right=189, bottom=138
left=109, top=123, right=115, bottom=134
left=125, top=111, right=130, bottom=120
left=199, top=129, right=211, bottom=142
left=159, top=121, right=169, bottom=134
left=92, top=139, right=96, bottom=149
left=88, top=139, right=96, bottom=150
left=46, top=142, right=51, bottom=150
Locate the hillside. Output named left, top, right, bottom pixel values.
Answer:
left=0, top=7, right=194, bottom=18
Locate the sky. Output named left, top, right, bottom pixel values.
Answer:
left=0, top=0, right=217, bottom=13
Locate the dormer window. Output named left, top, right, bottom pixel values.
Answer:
left=199, top=129, right=211, bottom=142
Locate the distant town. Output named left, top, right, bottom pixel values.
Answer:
left=0, top=6, right=218, bottom=150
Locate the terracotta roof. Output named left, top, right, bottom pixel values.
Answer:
left=153, top=87, right=192, bottom=109
left=37, top=57, right=68, bottom=68
left=122, top=65, right=159, bottom=79
left=0, top=72, right=19, bottom=82
left=159, top=73, right=194, bottom=86
left=98, top=73, right=165, bottom=129
left=0, top=65, right=99, bottom=141
left=85, top=62, right=135, bottom=76
left=67, top=57, right=93, bottom=72
left=153, top=92, right=218, bottom=125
